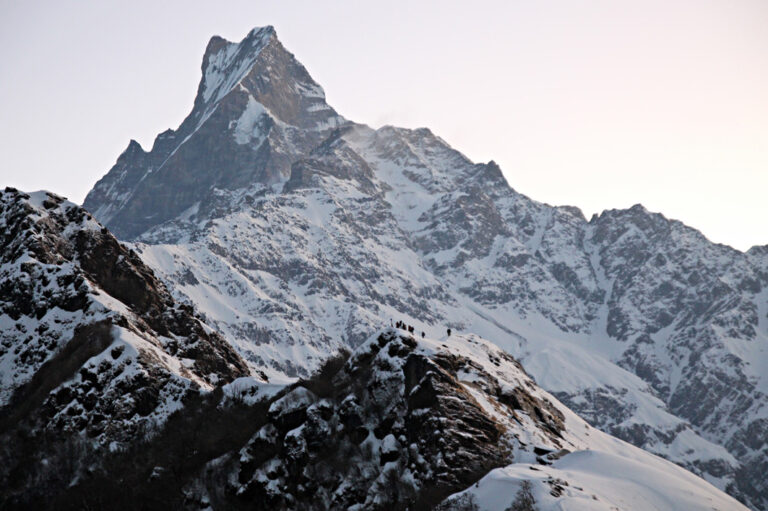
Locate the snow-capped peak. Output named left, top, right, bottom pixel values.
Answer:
left=83, top=25, right=347, bottom=240
left=197, top=25, right=276, bottom=108
left=79, top=25, right=768, bottom=509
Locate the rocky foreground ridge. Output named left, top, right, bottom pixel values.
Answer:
left=0, top=280, right=748, bottom=511
left=0, top=188, right=253, bottom=505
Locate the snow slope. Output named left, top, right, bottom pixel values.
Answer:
left=449, top=449, right=744, bottom=511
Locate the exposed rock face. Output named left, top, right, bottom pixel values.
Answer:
left=81, top=27, right=767, bottom=508
left=226, top=329, right=566, bottom=510
left=0, top=325, right=747, bottom=510
left=83, top=26, right=346, bottom=240
left=0, top=187, right=253, bottom=504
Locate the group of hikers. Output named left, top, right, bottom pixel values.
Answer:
left=392, top=319, right=452, bottom=338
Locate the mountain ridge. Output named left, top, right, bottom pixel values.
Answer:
left=0, top=187, right=261, bottom=503
left=79, top=26, right=768, bottom=509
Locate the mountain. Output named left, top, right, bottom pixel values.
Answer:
left=81, top=26, right=768, bottom=508
left=0, top=187, right=254, bottom=504
left=84, top=26, right=346, bottom=241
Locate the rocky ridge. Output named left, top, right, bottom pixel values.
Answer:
left=4, top=327, right=740, bottom=510
left=185, top=329, right=744, bottom=511
left=0, top=187, right=253, bottom=505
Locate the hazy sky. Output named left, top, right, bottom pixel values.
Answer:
left=1, top=1, right=766, bottom=250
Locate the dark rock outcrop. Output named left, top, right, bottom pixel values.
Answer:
left=0, top=188, right=254, bottom=506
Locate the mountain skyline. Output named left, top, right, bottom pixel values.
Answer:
left=2, top=1, right=767, bottom=251
left=77, top=25, right=767, bottom=508
left=1, top=9, right=766, bottom=510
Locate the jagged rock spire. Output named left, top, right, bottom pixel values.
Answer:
left=84, top=26, right=346, bottom=239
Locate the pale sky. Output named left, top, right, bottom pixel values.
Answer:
left=1, top=0, right=766, bottom=250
